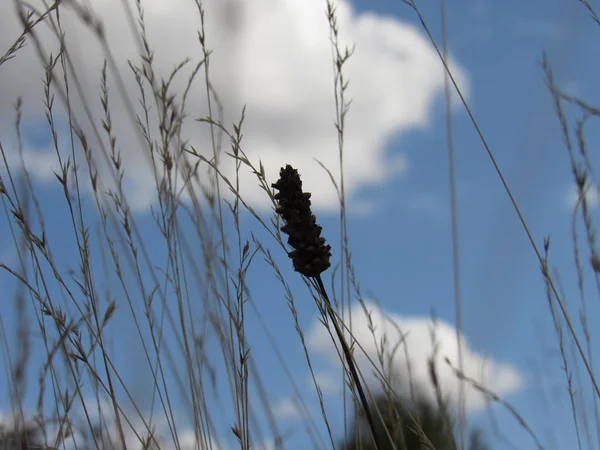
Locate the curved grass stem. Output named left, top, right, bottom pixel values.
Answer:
left=315, top=275, right=382, bottom=449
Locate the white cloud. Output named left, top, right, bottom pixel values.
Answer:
left=566, top=182, right=600, bottom=209
left=0, top=407, right=219, bottom=450
left=307, top=301, right=523, bottom=412
left=272, top=397, right=303, bottom=420
left=309, top=371, right=340, bottom=394
left=1, top=0, right=468, bottom=213
left=176, top=430, right=219, bottom=450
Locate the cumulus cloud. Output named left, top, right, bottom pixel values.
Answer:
left=1, top=0, right=468, bottom=213
left=307, top=301, right=523, bottom=412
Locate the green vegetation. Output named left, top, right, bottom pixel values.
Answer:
left=341, top=393, right=489, bottom=450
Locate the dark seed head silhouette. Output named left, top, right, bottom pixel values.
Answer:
left=272, top=164, right=332, bottom=277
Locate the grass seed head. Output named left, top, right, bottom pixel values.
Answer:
left=272, top=165, right=332, bottom=277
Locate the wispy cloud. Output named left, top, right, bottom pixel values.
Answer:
left=511, top=17, right=569, bottom=40
left=272, top=398, right=303, bottom=420
left=0, top=406, right=220, bottom=450
left=566, top=182, right=600, bottom=210
left=406, top=192, right=447, bottom=220
left=310, top=371, right=340, bottom=395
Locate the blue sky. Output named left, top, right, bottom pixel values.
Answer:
left=1, top=0, right=600, bottom=449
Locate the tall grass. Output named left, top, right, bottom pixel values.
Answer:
left=1, top=0, right=599, bottom=449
